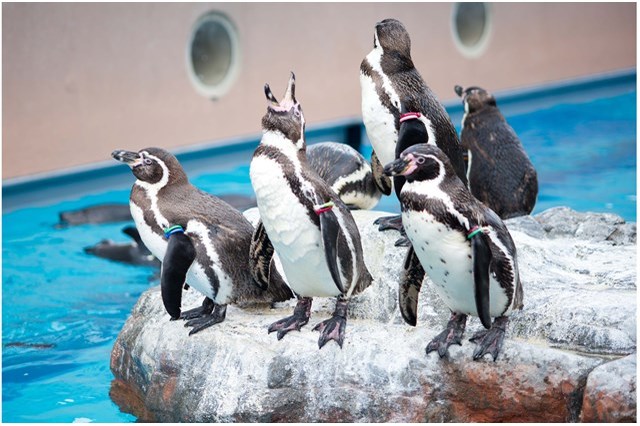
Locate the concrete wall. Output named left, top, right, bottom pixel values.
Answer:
left=3, top=2, right=636, bottom=179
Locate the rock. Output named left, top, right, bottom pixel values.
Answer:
left=110, top=208, right=637, bottom=422
left=534, top=206, right=636, bottom=244
left=580, top=353, right=637, bottom=422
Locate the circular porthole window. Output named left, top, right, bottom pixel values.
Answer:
left=187, top=11, right=240, bottom=99
left=452, top=2, right=492, bottom=58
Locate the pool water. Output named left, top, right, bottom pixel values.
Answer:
left=2, top=84, right=636, bottom=422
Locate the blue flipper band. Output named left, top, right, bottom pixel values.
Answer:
left=164, top=225, right=185, bottom=239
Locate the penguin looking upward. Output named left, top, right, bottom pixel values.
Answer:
left=384, top=143, right=523, bottom=361
left=112, top=147, right=293, bottom=335
left=360, top=18, right=467, bottom=241
left=454, top=85, right=538, bottom=219
left=249, top=73, right=373, bottom=349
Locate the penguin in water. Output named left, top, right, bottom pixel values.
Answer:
left=307, top=141, right=391, bottom=210
left=454, top=85, right=538, bottom=219
left=249, top=73, right=373, bottom=349
left=112, top=147, right=293, bottom=335
left=384, top=143, right=523, bottom=361
left=360, top=18, right=467, bottom=242
left=84, top=225, right=160, bottom=267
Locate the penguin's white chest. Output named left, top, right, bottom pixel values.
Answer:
left=403, top=210, right=508, bottom=318
left=250, top=155, right=341, bottom=298
left=360, top=70, right=398, bottom=166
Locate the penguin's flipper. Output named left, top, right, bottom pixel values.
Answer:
left=249, top=219, right=274, bottom=290
left=399, top=246, right=425, bottom=326
left=122, top=225, right=153, bottom=256
left=161, top=232, right=196, bottom=320
left=370, top=150, right=392, bottom=196
left=471, top=231, right=492, bottom=329
left=319, top=208, right=345, bottom=294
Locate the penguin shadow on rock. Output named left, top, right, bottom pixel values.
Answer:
left=249, top=72, right=373, bottom=349
left=454, top=85, right=539, bottom=219
left=111, top=147, right=293, bottom=335
left=307, top=141, right=391, bottom=211
left=384, top=142, right=523, bottom=361
left=360, top=18, right=467, bottom=247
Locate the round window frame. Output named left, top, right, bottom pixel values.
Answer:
left=451, top=2, right=492, bottom=59
left=186, top=11, right=241, bottom=100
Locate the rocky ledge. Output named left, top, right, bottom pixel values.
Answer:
left=110, top=207, right=636, bottom=422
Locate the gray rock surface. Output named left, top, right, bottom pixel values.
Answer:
left=110, top=207, right=636, bottom=422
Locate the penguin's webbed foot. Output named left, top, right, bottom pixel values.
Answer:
left=179, top=297, right=214, bottom=320
left=374, top=214, right=403, bottom=232
left=426, top=312, right=467, bottom=358
left=184, top=303, right=227, bottom=335
left=469, top=316, right=508, bottom=361
left=312, top=298, right=348, bottom=349
left=268, top=297, right=312, bottom=340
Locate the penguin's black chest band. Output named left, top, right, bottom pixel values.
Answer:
left=164, top=225, right=185, bottom=239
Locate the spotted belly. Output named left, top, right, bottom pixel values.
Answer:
left=250, top=156, right=343, bottom=298
left=403, top=209, right=509, bottom=318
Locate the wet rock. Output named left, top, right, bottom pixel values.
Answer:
left=580, top=353, right=637, bottom=422
left=110, top=208, right=636, bottom=422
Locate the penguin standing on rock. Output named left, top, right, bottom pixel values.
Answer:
left=112, top=147, right=293, bottom=335
left=307, top=141, right=391, bottom=210
left=384, top=143, right=523, bottom=361
left=360, top=18, right=467, bottom=240
left=249, top=73, right=373, bottom=349
left=455, top=85, right=538, bottom=219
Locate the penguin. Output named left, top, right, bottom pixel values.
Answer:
left=112, top=147, right=293, bottom=335
left=249, top=72, right=373, bottom=349
left=57, top=203, right=132, bottom=227
left=360, top=18, right=467, bottom=240
left=306, top=141, right=391, bottom=210
left=84, top=225, right=160, bottom=267
left=455, top=85, right=538, bottom=219
left=384, top=142, right=523, bottom=361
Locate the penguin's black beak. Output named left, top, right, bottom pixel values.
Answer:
left=384, top=155, right=416, bottom=177
left=454, top=85, right=464, bottom=97
left=112, top=150, right=141, bottom=167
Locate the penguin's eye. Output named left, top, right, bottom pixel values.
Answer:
left=143, top=158, right=152, bottom=166
left=416, top=157, right=425, bottom=164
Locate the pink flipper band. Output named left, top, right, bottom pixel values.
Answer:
left=467, top=226, right=491, bottom=240
left=314, top=201, right=335, bottom=215
left=400, top=112, right=422, bottom=122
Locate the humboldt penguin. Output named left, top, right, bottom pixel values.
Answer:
left=112, top=147, right=292, bottom=334
left=384, top=143, right=523, bottom=361
left=249, top=73, right=373, bottom=349
left=455, top=85, right=538, bottom=219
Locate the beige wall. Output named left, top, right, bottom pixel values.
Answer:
left=3, top=2, right=636, bottom=179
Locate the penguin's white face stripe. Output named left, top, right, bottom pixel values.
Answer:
left=401, top=156, right=471, bottom=230
left=365, top=43, right=401, bottom=114
left=134, top=152, right=171, bottom=230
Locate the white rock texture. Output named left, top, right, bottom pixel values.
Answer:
left=110, top=207, right=636, bottom=422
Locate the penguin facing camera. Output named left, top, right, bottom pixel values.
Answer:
left=112, top=147, right=293, bottom=335
left=360, top=18, right=467, bottom=244
left=249, top=72, right=373, bottom=349
left=307, top=141, right=391, bottom=210
left=384, top=143, right=523, bottom=361
left=455, top=85, right=538, bottom=219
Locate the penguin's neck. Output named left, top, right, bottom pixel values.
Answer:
left=261, top=130, right=306, bottom=165
left=402, top=177, right=471, bottom=230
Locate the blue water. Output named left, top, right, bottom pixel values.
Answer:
left=2, top=88, right=636, bottom=422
